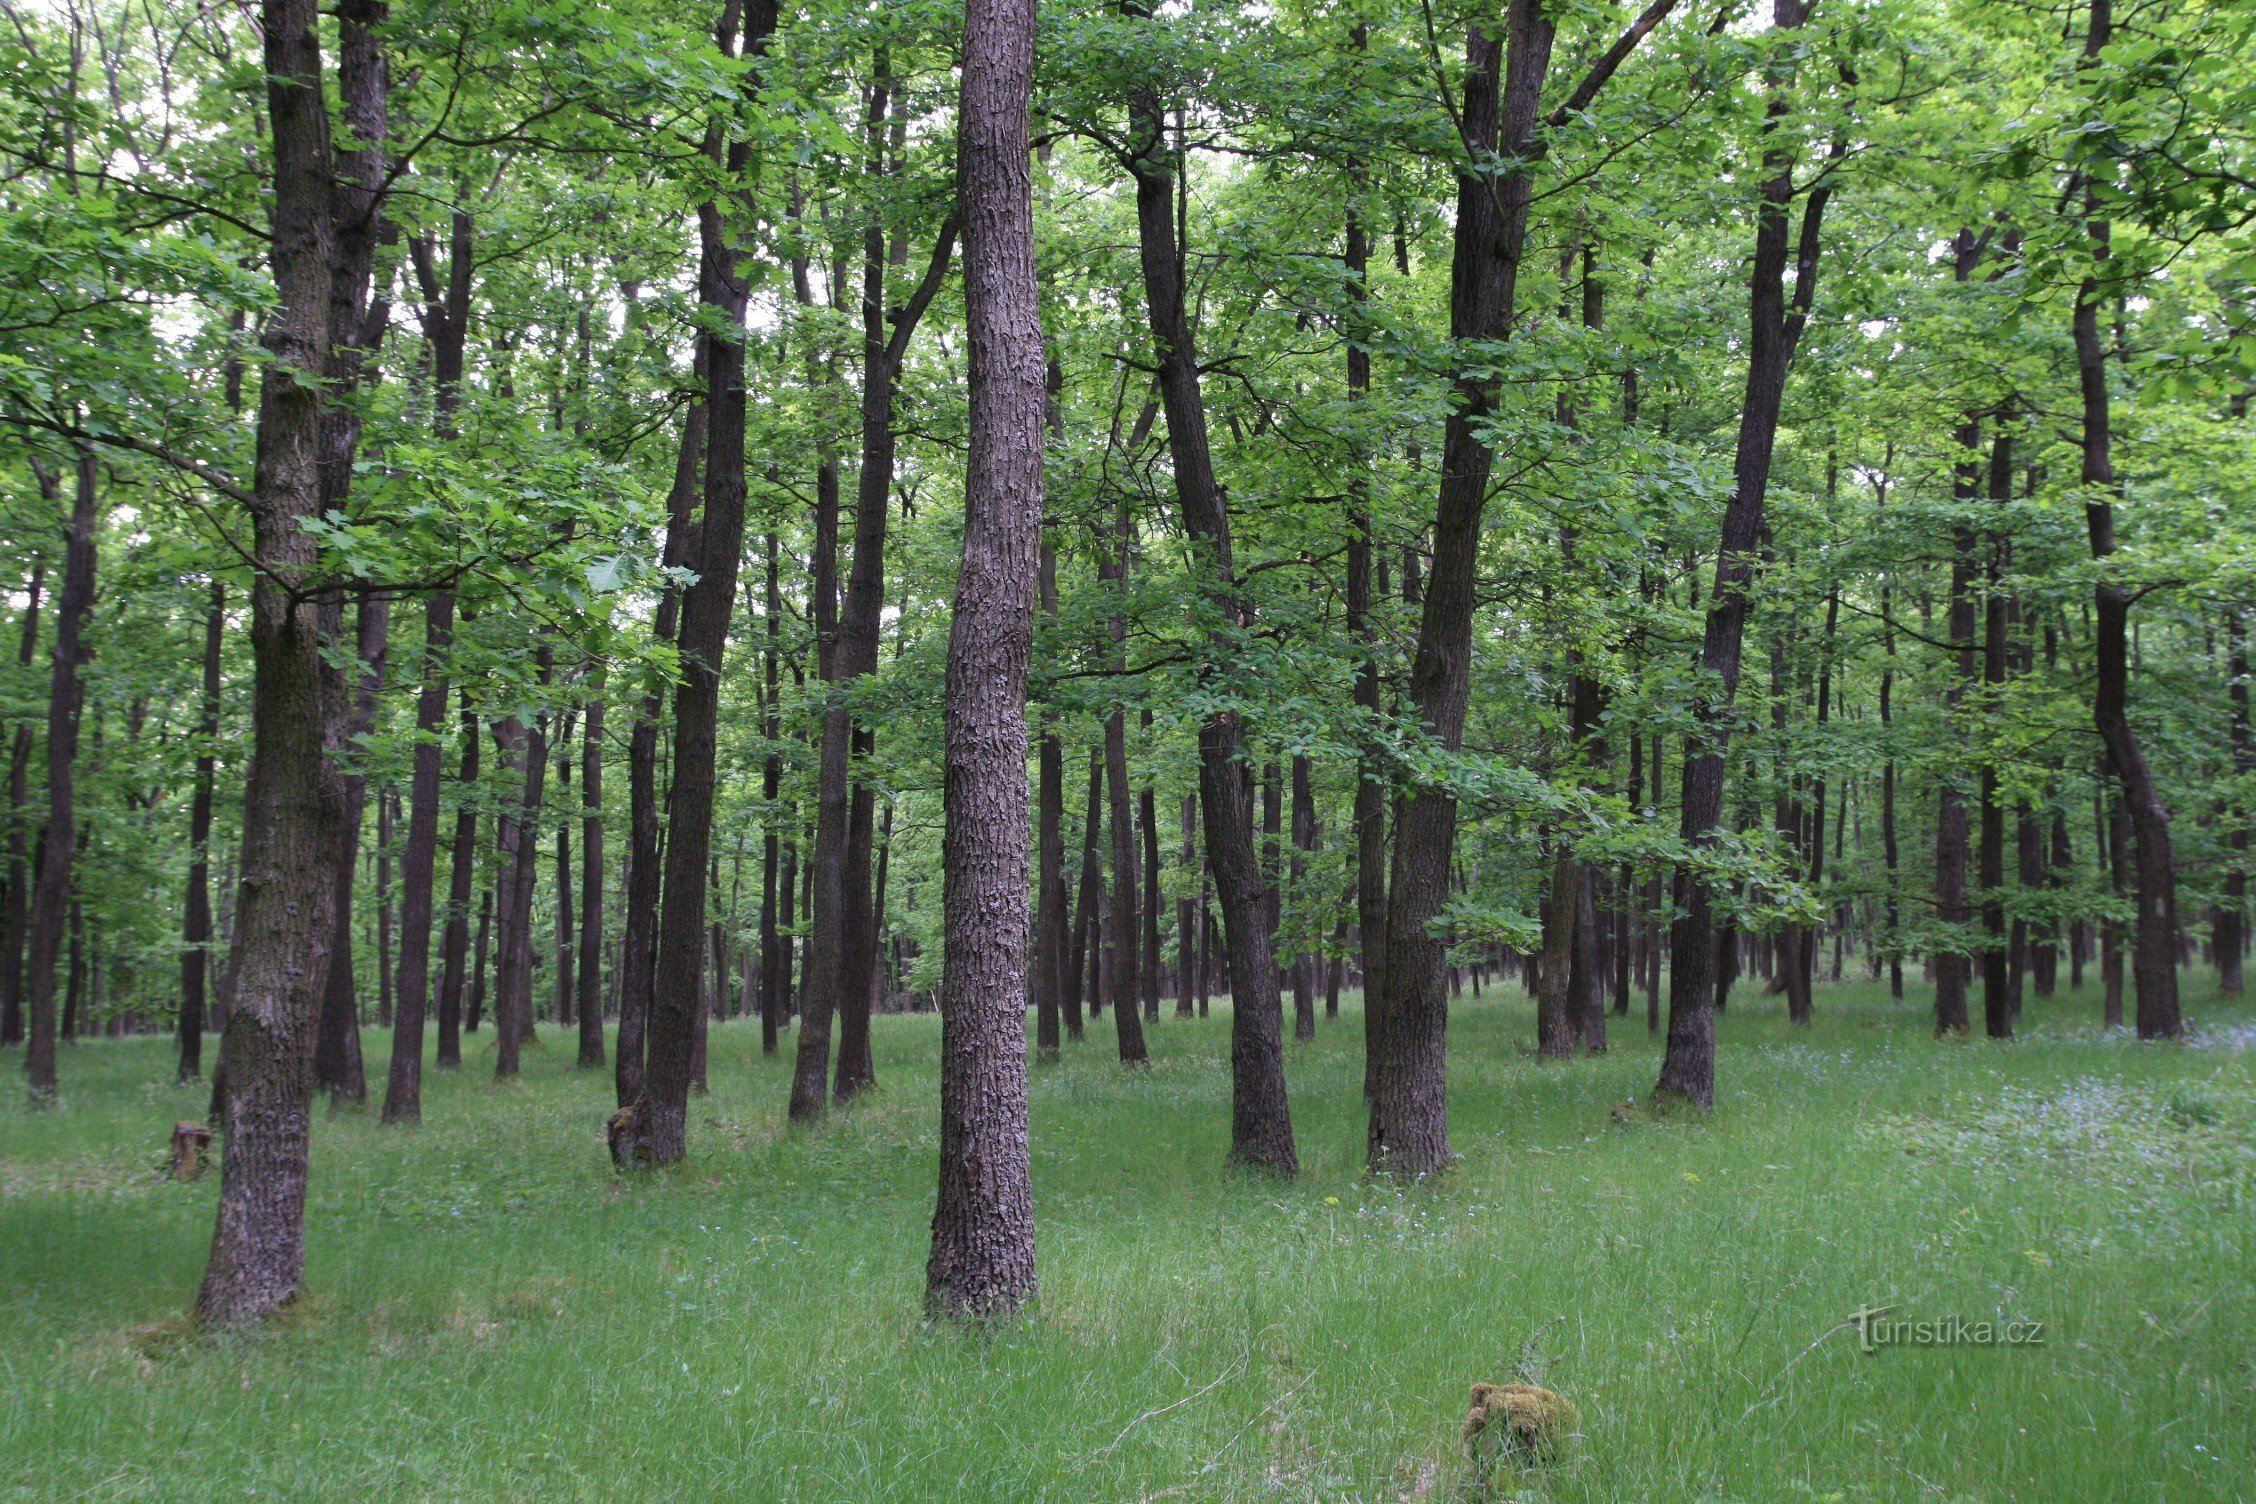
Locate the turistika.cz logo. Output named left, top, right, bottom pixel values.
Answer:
left=1849, top=1306, right=2046, bottom=1354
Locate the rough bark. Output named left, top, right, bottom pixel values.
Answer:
left=196, top=0, right=356, bottom=1326
left=926, top=0, right=1042, bottom=1313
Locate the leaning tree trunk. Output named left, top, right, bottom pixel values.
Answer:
left=1371, top=9, right=1548, bottom=1168
left=22, top=451, right=98, bottom=1104
left=617, top=388, right=704, bottom=1106
left=620, top=0, right=774, bottom=1165
left=1656, top=0, right=1825, bottom=1109
left=1122, top=1, right=1294, bottom=1168
left=2071, top=2, right=2178, bottom=1037
left=925, top=0, right=1041, bottom=1315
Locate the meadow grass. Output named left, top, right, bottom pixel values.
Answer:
left=2, top=973, right=2251, bottom=1502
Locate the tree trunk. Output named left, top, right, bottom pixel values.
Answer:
left=926, top=0, right=1042, bottom=1312
left=178, top=578, right=223, bottom=1082
left=314, top=597, right=388, bottom=1105
left=435, top=688, right=478, bottom=1067
left=1658, top=0, right=1830, bottom=1108
left=197, top=0, right=364, bottom=1326
left=759, top=531, right=785, bottom=1055
left=1067, top=746, right=1100, bottom=1035
left=0, top=557, right=44, bottom=1050
left=2221, top=611, right=2249, bottom=995
left=1373, top=5, right=1555, bottom=1164
left=381, top=591, right=452, bottom=1123
left=1034, top=543, right=1067, bottom=1057
left=577, top=679, right=607, bottom=1067
left=23, top=450, right=98, bottom=1103
left=621, top=0, right=773, bottom=1164
left=2072, top=4, right=2179, bottom=1037
left=1123, top=6, right=1293, bottom=1168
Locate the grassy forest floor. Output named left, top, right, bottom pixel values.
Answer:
left=3, top=975, right=2252, bottom=1503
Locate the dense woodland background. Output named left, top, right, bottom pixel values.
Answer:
left=0, top=0, right=2251, bottom=1324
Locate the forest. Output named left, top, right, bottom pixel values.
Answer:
left=1, top=0, right=2252, bottom=1497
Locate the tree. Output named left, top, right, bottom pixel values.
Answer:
left=926, top=0, right=1041, bottom=1318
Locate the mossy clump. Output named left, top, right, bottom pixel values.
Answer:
left=1462, top=1382, right=1578, bottom=1468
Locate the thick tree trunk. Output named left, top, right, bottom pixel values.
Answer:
left=1122, top=31, right=1293, bottom=1164
left=380, top=591, right=453, bottom=1122
left=197, top=0, right=359, bottom=1326
left=1658, top=0, right=1827, bottom=1108
left=926, top=0, right=1041, bottom=1313
left=23, top=451, right=98, bottom=1103
left=178, top=578, right=224, bottom=1082
left=1372, top=9, right=1551, bottom=1165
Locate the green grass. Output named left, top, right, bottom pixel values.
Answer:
left=3, top=975, right=2252, bottom=1502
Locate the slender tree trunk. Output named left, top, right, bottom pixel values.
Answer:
left=314, top=598, right=388, bottom=1104
left=1140, top=751, right=1163, bottom=1024
left=23, top=451, right=98, bottom=1103
left=2073, top=3, right=2178, bottom=1037
left=0, top=558, right=44, bottom=1050
left=435, top=688, right=478, bottom=1067
left=1067, top=747, right=1100, bottom=1037
left=2220, top=611, right=2249, bottom=994
left=618, top=373, right=707, bottom=1106
left=1288, top=755, right=1315, bottom=1041
left=926, top=0, right=1042, bottom=1311
left=1034, top=541, right=1067, bottom=1057
left=621, top=0, right=773, bottom=1164
left=178, top=578, right=223, bottom=1082
left=554, top=734, right=575, bottom=1026
left=1978, top=426, right=2014, bottom=1038
left=1375, top=4, right=1558, bottom=1162
left=380, top=592, right=452, bottom=1122
left=1122, top=9, right=1293, bottom=1168
left=1658, top=0, right=1826, bottom=1109
left=759, top=532, right=785, bottom=1055
left=577, top=679, right=607, bottom=1066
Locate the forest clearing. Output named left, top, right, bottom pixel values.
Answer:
left=4, top=981, right=2252, bottom=1501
